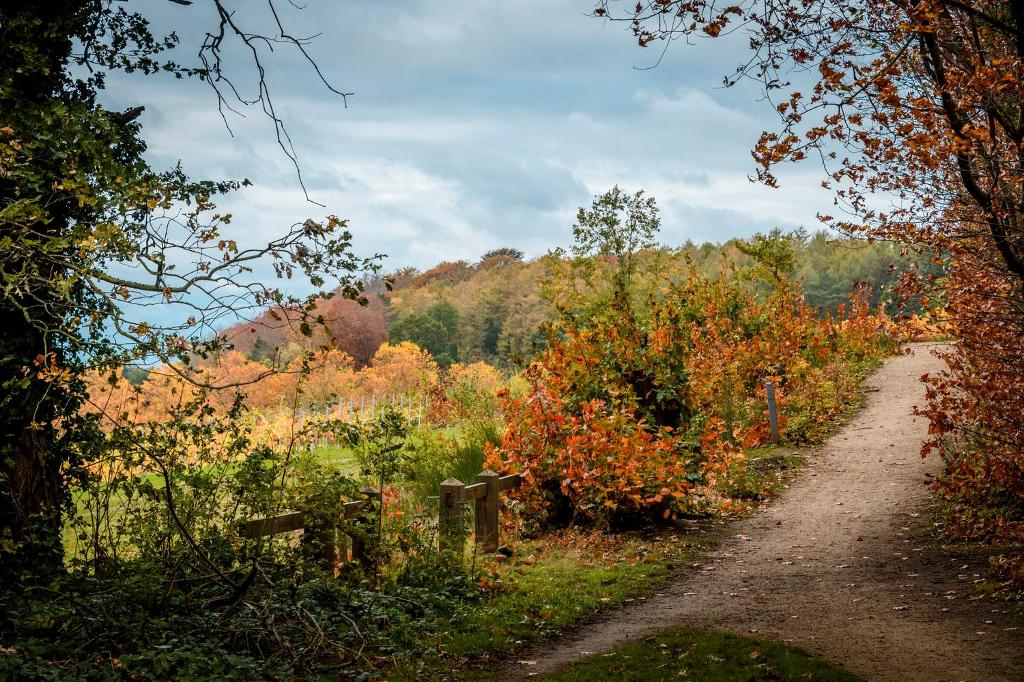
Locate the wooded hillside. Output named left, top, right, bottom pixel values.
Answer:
left=224, top=230, right=940, bottom=370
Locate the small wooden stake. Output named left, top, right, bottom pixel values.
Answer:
left=765, top=379, right=780, bottom=443
left=350, top=529, right=367, bottom=565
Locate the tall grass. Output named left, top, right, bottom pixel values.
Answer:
left=404, top=422, right=501, bottom=499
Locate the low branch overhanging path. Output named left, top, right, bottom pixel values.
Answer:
left=500, top=343, right=1023, bottom=681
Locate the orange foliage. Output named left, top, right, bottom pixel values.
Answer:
left=82, top=342, right=442, bottom=458
left=429, top=361, right=505, bottom=425
left=919, top=248, right=1024, bottom=543
left=358, top=342, right=439, bottom=398
left=488, top=270, right=894, bottom=528
left=489, top=371, right=726, bottom=527
left=447, top=361, right=503, bottom=395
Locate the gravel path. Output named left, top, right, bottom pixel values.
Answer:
left=503, top=344, right=1023, bottom=681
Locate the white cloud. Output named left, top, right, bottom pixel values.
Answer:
left=98, top=0, right=842, bottom=279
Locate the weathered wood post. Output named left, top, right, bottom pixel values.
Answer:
left=336, top=525, right=350, bottom=563
left=301, top=516, right=338, bottom=572
left=765, top=379, right=780, bottom=443
left=439, top=477, right=466, bottom=559
left=351, top=487, right=381, bottom=566
left=350, top=527, right=366, bottom=565
left=474, top=469, right=500, bottom=553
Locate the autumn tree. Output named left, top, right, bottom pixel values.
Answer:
left=545, top=189, right=688, bottom=428
left=227, top=293, right=388, bottom=367
left=596, top=1, right=1024, bottom=553
left=0, top=2, right=374, bottom=581
left=389, top=302, right=460, bottom=367
left=570, top=185, right=660, bottom=309
left=409, top=260, right=474, bottom=288
left=597, top=0, right=1022, bottom=277
left=359, top=341, right=440, bottom=396
left=478, top=247, right=525, bottom=269
left=737, top=228, right=797, bottom=285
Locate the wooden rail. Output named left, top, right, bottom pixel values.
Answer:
left=239, top=471, right=524, bottom=570
left=439, top=470, right=522, bottom=556
left=241, top=486, right=382, bottom=567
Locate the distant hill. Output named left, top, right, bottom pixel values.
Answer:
left=222, top=231, right=940, bottom=369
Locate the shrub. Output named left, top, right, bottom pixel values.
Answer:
left=487, top=268, right=895, bottom=530
left=488, top=371, right=732, bottom=530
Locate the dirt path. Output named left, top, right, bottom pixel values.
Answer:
left=504, top=344, right=1023, bottom=681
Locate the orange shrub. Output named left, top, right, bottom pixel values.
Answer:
left=487, top=269, right=894, bottom=529
left=919, top=249, right=1024, bottom=544
left=487, top=369, right=734, bottom=528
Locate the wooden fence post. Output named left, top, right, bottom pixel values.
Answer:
left=439, top=477, right=465, bottom=559
left=765, top=379, right=780, bottom=443
left=351, top=487, right=381, bottom=566
left=247, top=473, right=528, bottom=570
left=301, top=518, right=338, bottom=573
left=474, top=469, right=500, bottom=553
left=336, top=527, right=350, bottom=563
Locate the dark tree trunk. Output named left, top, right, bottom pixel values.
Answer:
left=0, top=319, right=65, bottom=581
left=0, top=3, right=93, bottom=583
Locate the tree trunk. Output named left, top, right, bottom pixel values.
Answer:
left=0, top=314, right=65, bottom=583
left=0, top=4, right=88, bottom=583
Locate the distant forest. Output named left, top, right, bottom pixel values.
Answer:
left=220, top=230, right=940, bottom=373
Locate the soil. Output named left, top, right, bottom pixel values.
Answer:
left=501, top=343, right=1024, bottom=681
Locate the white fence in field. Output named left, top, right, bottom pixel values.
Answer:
left=268, top=393, right=435, bottom=451
left=297, top=392, right=432, bottom=426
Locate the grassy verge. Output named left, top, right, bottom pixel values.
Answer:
left=535, top=627, right=861, bottom=681
left=385, top=528, right=709, bottom=680
left=451, top=530, right=710, bottom=659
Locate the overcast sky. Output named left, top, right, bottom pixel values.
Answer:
left=104, top=0, right=834, bottom=276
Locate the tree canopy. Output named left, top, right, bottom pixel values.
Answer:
left=0, top=2, right=373, bottom=580
left=596, top=0, right=1023, bottom=281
